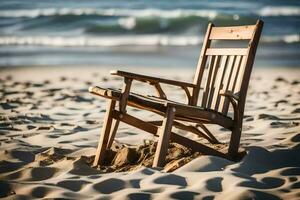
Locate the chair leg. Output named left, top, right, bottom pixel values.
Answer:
left=93, top=99, right=116, bottom=167
left=153, top=106, right=176, bottom=167
left=107, top=119, right=120, bottom=149
left=228, top=126, right=242, bottom=160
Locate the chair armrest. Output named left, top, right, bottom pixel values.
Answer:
left=219, top=90, right=239, bottom=101
left=110, top=70, right=197, bottom=88
left=219, top=89, right=239, bottom=122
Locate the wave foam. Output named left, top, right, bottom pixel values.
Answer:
left=0, top=35, right=202, bottom=47
left=263, top=34, right=300, bottom=44
left=0, top=34, right=298, bottom=47
left=0, top=8, right=218, bottom=19
left=258, top=6, right=300, bottom=16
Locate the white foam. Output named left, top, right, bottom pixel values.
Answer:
left=118, top=17, right=136, bottom=30
left=0, top=35, right=202, bottom=47
left=0, top=8, right=218, bottom=19
left=263, top=34, right=300, bottom=44
left=258, top=6, right=300, bottom=16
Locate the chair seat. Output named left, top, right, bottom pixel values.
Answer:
left=89, top=86, right=233, bottom=129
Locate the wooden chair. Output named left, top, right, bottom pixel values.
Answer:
left=89, top=20, right=263, bottom=167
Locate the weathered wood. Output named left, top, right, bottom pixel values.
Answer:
left=172, top=121, right=220, bottom=144
left=111, top=110, right=157, bottom=134
left=107, top=119, right=120, bottom=149
left=181, top=86, right=192, bottom=105
left=213, top=55, right=228, bottom=111
left=90, top=86, right=234, bottom=128
left=201, top=55, right=216, bottom=107
left=93, top=100, right=116, bottom=167
left=111, top=70, right=196, bottom=88
left=230, top=56, right=243, bottom=93
left=153, top=106, right=176, bottom=167
left=207, top=55, right=222, bottom=108
left=220, top=90, right=239, bottom=101
left=228, top=20, right=264, bottom=158
left=119, top=78, right=132, bottom=113
left=196, top=123, right=220, bottom=144
left=206, top=48, right=248, bottom=56
left=222, top=55, right=237, bottom=115
left=192, top=23, right=214, bottom=106
left=209, top=25, right=256, bottom=40
left=170, top=132, right=226, bottom=158
left=90, top=20, right=264, bottom=165
left=111, top=110, right=226, bottom=158
left=152, top=83, right=167, bottom=99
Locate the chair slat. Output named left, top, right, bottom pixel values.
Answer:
left=201, top=56, right=215, bottom=107
left=209, top=25, right=256, bottom=40
left=222, top=56, right=237, bottom=114
left=231, top=56, right=244, bottom=93
left=217, top=56, right=233, bottom=113
left=213, top=56, right=229, bottom=111
left=192, top=23, right=213, bottom=105
left=206, top=48, right=248, bottom=56
left=207, top=56, right=221, bottom=108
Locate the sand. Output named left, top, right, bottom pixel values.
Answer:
left=0, top=66, right=299, bottom=199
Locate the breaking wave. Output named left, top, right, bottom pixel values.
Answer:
left=0, top=34, right=298, bottom=47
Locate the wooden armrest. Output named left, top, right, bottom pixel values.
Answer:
left=110, top=70, right=196, bottom=88
left=219, top=89, right=239, bottom=122
left=219, top=90, right=239, bottom=101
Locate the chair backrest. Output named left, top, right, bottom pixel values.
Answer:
left=192, top=20, right=263, bottom=117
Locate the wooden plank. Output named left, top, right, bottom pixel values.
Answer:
left=173, top=121, right=220, bottom=144
left=209, top=25, right=256, bottom=40
left=93, top=100, right=115, bottom=167
left=170, top=132, right=227, bottom=158
left=214, top=55, right=229, bottom=111
left=231, top=55, right=243, bottom=93
left=206, top=48, right=248, bottom=56
left=228, top=20, right=264, bottom=157
left=110, top=111, right=227, bottom=159
left=201, top=55, right=216, bottom=107
left=111, top=110, right=158, bottom=134
left=207, top=55, right=221, bottom=108
left=192, top=23, right=214, bottom=106
left=153, top=106, right=176, bottom=167
left=153, top=83, right=167, bottom=99
left=222, top=55, right=237, bottom=114
left=90, top=86, right=234, bottom=129
left=107, top=119, right=120, bottom=149
left=119, top=78, right=132, bottom=112
left=181, top=86, right=192, bottom=105
left=167, top=102, right=234, bottom=128
left=110, top=70, right=196, bottom=88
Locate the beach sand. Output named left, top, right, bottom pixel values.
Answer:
left=0, top=66, right=299, bottom=199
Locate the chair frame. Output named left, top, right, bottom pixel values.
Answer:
left=90, top=20, right=263, bottom=167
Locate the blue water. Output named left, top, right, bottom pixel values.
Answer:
left=0, top=0, right=299, bottom=67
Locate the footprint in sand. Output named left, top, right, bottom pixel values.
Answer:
left=239, top=176, right=285, bottom=189
left=290, top=181, right=300, bottom=189
left=205, top=177, right=223, bottom=192
left=276, top=77, right=289, bottom=83
left=93, top=178, right=125, bottom=194
left=274, top=100, right=288, bottom=107
left=170, top=191, right=200, bottom=200
left=57, top=180, right=91, bottom=192
left=31, top=186, right=51, bottom=198
left=37, top=126, right=54, bottom=131
left=0, top=181, right=14, bottom=198
left=292, top=108, right=300, bottom=114
left=270, top=121, right=299, bottom=128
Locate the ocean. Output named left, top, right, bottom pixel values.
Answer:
left=0, top=0, right=299, bottom=68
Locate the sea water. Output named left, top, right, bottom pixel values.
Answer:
left=0, top=0, right=299, bottom=67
